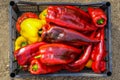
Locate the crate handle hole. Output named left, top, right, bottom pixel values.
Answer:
left=106, top=2, right=111, bottom=7
left=10, top=1, right=15, bottom=6
left=107, top=71, right=112, bottom=76
left=10, top=73, right=16, bottom=78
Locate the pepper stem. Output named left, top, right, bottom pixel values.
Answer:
left=38, top=31, right=42, bottom=34
left=35, top=55, right=41, bottom=59
left=32, top=64, right=38, bottom=71
left=21, top=42, right=28, bottom=47
left=38, top=29, right=42, bottom=36
left=43, top=13, right=47, bottom=16
left=97, top=19, right=104, bottom=25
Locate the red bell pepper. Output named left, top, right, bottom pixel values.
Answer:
left=14, top=42, right=46, bottom=66
left=64, top=44, right=92, bottom=72
left=35, top=43, right=82, bottom=65
left=29, top=59, right=62, bottom=74
left=88, top=7, right=107, bottom=27
left=91, top=28, right=106, bottom=73
left=42, top=24, right=99, bottom=46
left=46, top=6, right=97, bottom=31
left=16, top=12, right=38, bottom=32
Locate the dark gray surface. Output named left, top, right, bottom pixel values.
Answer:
left=0, top=0, right=119, bottom=80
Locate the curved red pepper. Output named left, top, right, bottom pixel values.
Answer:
left=42, top=24, right=99, bottom=46
left=36, top=43, right=82, bottom=65
left=88, top=7, right=107, bottom=27
left=16, top=12, right=38, bottom=32
left=46, top=6, right=97, bottom=31
left=29, top=59, right=62, bottom=74
left=64, top=44, right=92, bottom=72
left=14, top=42, right=46, bottom=66
left=92, top=28, right=106, bottom=73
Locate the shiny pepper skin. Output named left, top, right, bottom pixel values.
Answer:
left=92, top=28, right=106, bottom=73
left=14, top=42, right=46, bottom=66
left=42, top=24, right=99, bottom=46
left=64, top=44, right=92, bottom=72
left=36, top=43, right=82, bottom=65
left=46, top=6, right=97, bottom=31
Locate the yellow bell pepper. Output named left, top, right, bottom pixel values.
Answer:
left=39, top=9, right=47, bottom=20
left=85, top=59, right=93, bottom=68
left=15, top=36, right=28, bottom=50
left=20, top=18, right=46, bottom=44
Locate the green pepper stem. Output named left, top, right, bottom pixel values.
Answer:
left=35, top=55, right=41, bottom=59
left=21, top=42, right=28, bottom=47
left=97, top=19, right=104, bottom=25
left=38, top=29, right=43, bottom=36
left=43, top=13, right=47, bottom=16
left=19, top=66, right=23, bottom=69
left=38, top=31, right=42, bottom=34
left=32, top=64, right=38, bottom=71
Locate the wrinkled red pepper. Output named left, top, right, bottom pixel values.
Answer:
left=29, top=59, right=62, bottom=74
left=64, top=44, right=92, bottom=72
left=42, top=24, right=99, bottom=46
left=14, top=42, right=46, bottom=66
left=88, top=7, right=107, bottom=27
left=46, top=6, right=97, bottom=31
left=35, top=43, right=82, bottom=65
left=92, top=28, right=106, bottom=73
left=16, top=12, right=38, bottom=32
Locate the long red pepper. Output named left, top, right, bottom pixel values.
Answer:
left=36, top=43, right=82, bottom=65
left=88, top=7, right=107, bottom=27
left=64, top=44, right=92, bottom=72
left=91, top=30, right=101, bottom=60
left=91, top=29, right=106, bottom=61
left=46, top=6, right=97, bottom=31
left=29, top=59, right=62, bottom=74
left=92, top=28, right=106, bottom=73
left=14, top=42, right=46, bottom=66
left=91, top=44, right=107, bottom=61
left=42, top=24, right=99, bottom=46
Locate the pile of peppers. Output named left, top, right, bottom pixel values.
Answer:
left=14, top=6, right=107, bottom=74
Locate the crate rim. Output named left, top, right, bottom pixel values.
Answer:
left=10, top=0, right=111, bottom=6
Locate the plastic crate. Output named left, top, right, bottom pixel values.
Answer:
left=9, top=1, right=112, bottom=78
